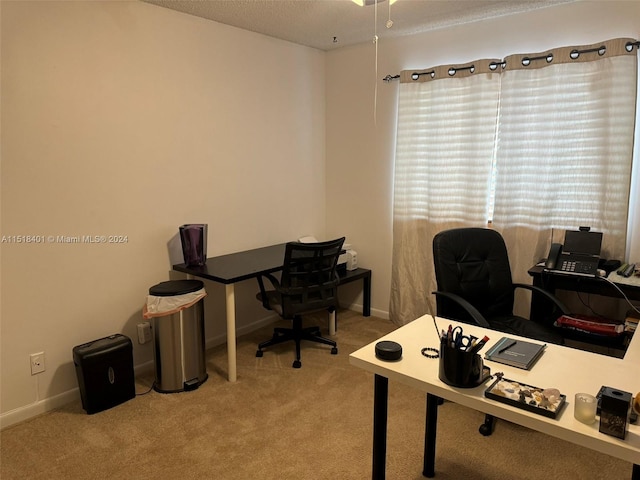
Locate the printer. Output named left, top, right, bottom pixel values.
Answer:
left=339, top=244, right=358, bottom=271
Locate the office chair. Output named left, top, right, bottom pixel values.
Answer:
left=432, top=227, right=568, bottom=435
left=255, top=237, right=345, bottom=368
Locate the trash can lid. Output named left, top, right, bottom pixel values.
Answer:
left=149, top=280, right=204, bottom=297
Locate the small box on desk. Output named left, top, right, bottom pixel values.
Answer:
left=598, top=386, right=632, bottom=439
left=73, top=334, right=135, bottom=414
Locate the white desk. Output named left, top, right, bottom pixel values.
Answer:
left=350, top=315, right=640, bottom=479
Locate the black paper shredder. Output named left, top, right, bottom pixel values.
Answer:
left=73, top=334, right=135, bottom=414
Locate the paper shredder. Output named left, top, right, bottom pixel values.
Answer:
left=73, top=334, right=135, bottom=414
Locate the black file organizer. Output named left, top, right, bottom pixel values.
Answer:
left=438, top=339, right=491, bottom=388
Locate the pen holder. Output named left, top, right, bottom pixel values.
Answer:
left=438, top=339, right=489, bottom=388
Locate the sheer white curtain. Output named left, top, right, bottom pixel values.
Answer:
left=390, top=61, right=501, bottom=326
left=390, top=38, right=638, bottom=326
left=492, top=39, right=638, bottom=314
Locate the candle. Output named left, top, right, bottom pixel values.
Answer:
left=574, top=393, right=597, bottom=424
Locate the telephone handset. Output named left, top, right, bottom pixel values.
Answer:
left=545, top=243, right=563, bottom=269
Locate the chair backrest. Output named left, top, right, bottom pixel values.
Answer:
left=278, top=237, right=345, bottom=318
left=432, top=228, right=515, bottom=322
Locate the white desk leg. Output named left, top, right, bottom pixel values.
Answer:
left=329, top=310, right=336, bottom=336
left=225, top=284, right=237, bottom=382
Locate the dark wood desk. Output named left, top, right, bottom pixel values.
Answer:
left=528, top=265, right=640, bottom=321
left=173, top=243, right=372, bottom=381
left=528, top=265, right=639, bottom=353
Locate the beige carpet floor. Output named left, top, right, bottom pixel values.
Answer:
left=1, top=310, right=634, bottom=479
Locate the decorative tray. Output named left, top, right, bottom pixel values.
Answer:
left=484, top=376, right=566, bottom=419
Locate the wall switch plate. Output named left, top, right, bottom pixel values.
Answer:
left=137, top=322, right=152, bottom=344
left=30, top=352, right=45, bottom=375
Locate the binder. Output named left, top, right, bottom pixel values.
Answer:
left=484, top=337, right=546, bottom=370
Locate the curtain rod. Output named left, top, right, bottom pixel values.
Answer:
left=382, top=40, right=640, bottom=82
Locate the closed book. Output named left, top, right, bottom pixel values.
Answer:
left=484, top=337, right=546, bottom=370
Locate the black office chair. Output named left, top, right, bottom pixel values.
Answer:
left=255, top=237, right=345, bottom=368
left=432, top=227, right=568, bottom=435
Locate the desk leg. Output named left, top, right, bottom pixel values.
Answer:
left=529, top=273, right=554, bottom=322
left=363, top=272, right=371, bottom=317
left=423, top=394, right=439, bottom=478
left=225, top=284, right=237, bottom=382
left=373, top=374, right=388, bottom=480
left=329, top=310, right=336, bottom=336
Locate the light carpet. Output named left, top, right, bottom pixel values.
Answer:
left=1, top=310, right=633, bottom=479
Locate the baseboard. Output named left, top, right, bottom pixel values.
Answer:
left=204, top=313, right=278, bottom=350
left=0, top=389, right=79, bottom=430
left=1, top=310, right=379, bottom=430
left=368, top=306, right=389, bottom=320
left=1, top=313, right=279, bottom=431
left=341, top=302, right=389, bottom=321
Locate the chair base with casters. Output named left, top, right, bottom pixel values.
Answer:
left=479, top=414, right=495, bottom=436
left=255, top=312, right=338, bottom=368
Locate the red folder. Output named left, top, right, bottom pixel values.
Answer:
left=554, top=314, right=624, bottom=336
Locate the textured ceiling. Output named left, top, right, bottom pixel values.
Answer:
left=141, top=0, right=574, bottom=51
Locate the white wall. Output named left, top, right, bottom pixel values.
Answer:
left=0, top=1, right=326, bottom=426
left=325, top=0, right=640, bottom=321
left=3, top=0, right=639, bottom=429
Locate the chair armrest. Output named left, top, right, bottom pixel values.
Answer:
left=256, top=273, right=281, bottom=309
left=432, top=291, right=491, bottom=328
left=512, top=283, right=570, bottom=315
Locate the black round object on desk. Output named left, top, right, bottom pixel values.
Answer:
left=375, top=341, right=402, bottom=361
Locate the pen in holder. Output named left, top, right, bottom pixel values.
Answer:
left=438, top=338, right=490, bottom=388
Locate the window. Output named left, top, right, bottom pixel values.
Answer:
left=390, top=38, right=638, bottom=326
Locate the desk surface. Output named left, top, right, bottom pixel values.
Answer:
left=173, top=243, right=287, bottom=284
left=350, top=314, right=640, bottom=464
left=173, top=242, right=371, bottom=287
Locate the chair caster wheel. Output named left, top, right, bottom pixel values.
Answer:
left=331, top=347, right=338, bottom=355
left=479, top=414, right=494, bottom=436
left=479, top=423, right=492, bottom=436
left=292, top=360, right=302, bottom=368
left=256, top=350, right=263, bottom=358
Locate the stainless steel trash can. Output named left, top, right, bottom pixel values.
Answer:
left=148, top=280, right=208, bottom=393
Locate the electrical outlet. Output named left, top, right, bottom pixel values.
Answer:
left=30, top=352, right=45, bottom=375
left=137, top=322, right=152, bottom=344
